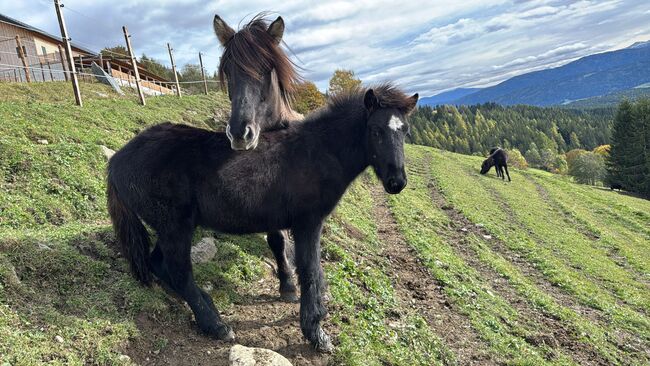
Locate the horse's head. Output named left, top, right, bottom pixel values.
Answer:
left=480, top=157, right=493, bottom=174
left=214, top=14, right=300, bottom=150
left=364, top=87, right=418, bottom=194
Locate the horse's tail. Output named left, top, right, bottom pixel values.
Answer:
left=107, top=180, right=152, bottom=285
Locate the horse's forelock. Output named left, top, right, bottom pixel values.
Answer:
left=218, top=14, right=301, bottom=101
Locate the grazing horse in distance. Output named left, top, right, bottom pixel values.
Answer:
left=213, top=13, right=303, bottom=151
left=107, top=84, right=419, bottom=352
left=481, top=147, right=511, bottom=181
left=213, top=13, right=306, bottom=302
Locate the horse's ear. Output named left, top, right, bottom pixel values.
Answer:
left=214, top=14, right=235, bottom=46
left=364, top=89, right=379, bottom=112
left=267, top=16, right=285, bottom=44
left=405, top=93, right=419, bottom=115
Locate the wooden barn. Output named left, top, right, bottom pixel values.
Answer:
left=0, top=13, right=174, bottom=95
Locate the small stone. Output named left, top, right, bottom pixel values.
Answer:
left=476, top=223, right=485, bottom=228
left=100, top=145, right=116, bottom=160
left=37, top=243, right=52, bottom=251
left=482, top=234, right=492, bottom=240
left=118, top=354, right=130, bottom=362
left=460, top=227, right=468, bottom=232
left=55, top=335, right=64, bottom=343
left=191, top=237, right=218, bottom=264
left=229, top=344, right=292, bottom=366
left=37, top=139, right=49, bottom=145
left=202, top=282, right=214, bottom=292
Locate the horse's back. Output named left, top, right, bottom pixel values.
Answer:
left=107, top=123, right=231, bottom=227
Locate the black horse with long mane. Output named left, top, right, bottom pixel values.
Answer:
left=213, top=13, right=303, bottom=151
left=107, top=84, right=418, bottom=351
left=213, top=13, right=307, bottom=302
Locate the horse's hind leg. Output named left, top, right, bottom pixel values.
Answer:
left=504, top=164, right=511, bottom=182
left=158, top=227, right=234, bottom=341
left=267, top=230, right=298, bottom=302
left=150, top=243, right=218, bottom=312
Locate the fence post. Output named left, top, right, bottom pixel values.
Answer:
left=57, top=44, right=68, bottom=81
left=167, top=43, right=181, bottom=97
left=199, top=52, right=208, bottom=95
left=15, top=36, right=31, bottom=83
left=39, top=61, right=46, bottom=81
left=54, top=0, right=82, bottom=106
left=123, top=26, right=146, bottom=106
left=47, top=62, right=54, bottom=81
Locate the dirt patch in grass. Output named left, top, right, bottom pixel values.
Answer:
left=124, top=261, right=330, bottom=366
left=369, top=185, right=495, bottom=366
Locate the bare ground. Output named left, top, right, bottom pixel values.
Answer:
left=368, top=185, right=496, bottom=366
left=125, top=264, right=331, bottom=366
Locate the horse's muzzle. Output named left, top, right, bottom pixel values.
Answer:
left=226, top=125, right=260, bottom=151
left=384, top=176, right=407, bottom=194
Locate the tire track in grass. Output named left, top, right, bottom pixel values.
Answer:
left=524, top=175, right=650, bottom=288
left=526, top=173, right=650, bottom=275
left=369, top=185, right=495, bottom=366
left=530, top=173, right=650, bottom=240
left=387, top=152, right=577, bottom=365
left=411, top=153, right=615, bottom=365
left=414, top=146, right=649, bottom=364
left=470, top=171, right=650, bottom=336
left=438, top=150, right=650, bottom=320
left=476, top=175, right=650, bottom=316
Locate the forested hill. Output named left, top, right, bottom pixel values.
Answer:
left=408, top=103, right=614, bottom=156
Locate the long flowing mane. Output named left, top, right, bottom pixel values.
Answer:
left=328, top=83, right=416, bottom=116
left=218, top=13, right=302, bottom=107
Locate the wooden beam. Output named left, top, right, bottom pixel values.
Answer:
left=15, top=36, right=31, bottom=83
left=167, top=43, right=181, bottom=97
left=123, top=26, right=146, bottom=105
left=54, top=0, right=82, bottom=106
left=199, top=52, right=208, bottom=95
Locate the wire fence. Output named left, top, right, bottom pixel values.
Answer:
left=0, top=1, right=222, bottom=104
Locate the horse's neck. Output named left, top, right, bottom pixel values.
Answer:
left=307, top=108, right=368, bottom=181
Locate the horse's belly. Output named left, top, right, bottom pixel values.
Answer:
left=197, top=194, right=291, bottom=234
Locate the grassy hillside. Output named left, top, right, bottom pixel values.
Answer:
left=1, top=83, right=648, bottom=365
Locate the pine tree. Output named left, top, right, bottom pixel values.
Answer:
left=607, top=100, right=649, bottom=194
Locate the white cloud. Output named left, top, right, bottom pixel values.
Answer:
left=0, top=0, right=647, bottom=96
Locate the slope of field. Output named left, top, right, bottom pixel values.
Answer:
left=1, top=83, right=648, bottom=365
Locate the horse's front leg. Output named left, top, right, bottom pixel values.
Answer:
left=267, top=230, right=299, bottom=302
left=292, top=219, right=332, bottom=352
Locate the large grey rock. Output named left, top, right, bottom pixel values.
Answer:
left=229, top=345, right=292, bottom=366
left=191, top=237, right=218, bottom=264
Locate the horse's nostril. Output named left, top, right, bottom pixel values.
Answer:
left=243, top=126, right=252, bottom=141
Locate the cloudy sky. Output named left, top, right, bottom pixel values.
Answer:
left=2, top=0, right=649, bottom=96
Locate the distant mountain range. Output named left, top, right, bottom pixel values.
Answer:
left=417, top=88, right=480, bottom=106
left=420, top=40, right=650, bottom=107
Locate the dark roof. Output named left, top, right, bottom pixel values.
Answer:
left=0, top=13, right=97, bottom=56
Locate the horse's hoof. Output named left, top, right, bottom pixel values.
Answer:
left=205, top=323, right=236, bottom=342
left=280, top=291, right=299, bottom=303
left=313, top=329, right=334, bottom=353
left=220, top=327, right=236, bottom=342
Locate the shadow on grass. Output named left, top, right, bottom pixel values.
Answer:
left=0, top=225, right=275, bottom=363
